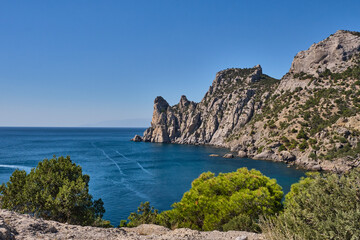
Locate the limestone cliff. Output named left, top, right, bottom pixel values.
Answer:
left=142, top=65, right=278, bottom=145
left=136, top=30, right=360, bottom=172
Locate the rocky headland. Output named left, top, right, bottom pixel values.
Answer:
left=133, top=30, right=360, bottom=172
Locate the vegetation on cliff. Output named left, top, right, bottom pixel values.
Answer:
left=0, top=156, right=111, bottom=227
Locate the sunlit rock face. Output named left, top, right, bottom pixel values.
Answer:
left=137, top=30, right=360, bottom=172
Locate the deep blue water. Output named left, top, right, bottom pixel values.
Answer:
left=0, top=127, right=305, bottom=225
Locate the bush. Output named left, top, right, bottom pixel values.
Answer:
left=298, top=140, right=308, bottom=151
left=0, top=156, right=111, bottom=227
left=261, top=169, right=360, bottom=239
left=278, top=145, right=287, bottom=152
left=296, top=129, right=308, bottom=140
left=121, top=201, right=159, bottom=227
left=158, top=168, right=283, bottom=232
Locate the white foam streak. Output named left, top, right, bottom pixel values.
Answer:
left=115, top=150, right=153, bottom=176
left=0, top=164, right=32, bottom=173
left=91, top=143, right=124, bottom=176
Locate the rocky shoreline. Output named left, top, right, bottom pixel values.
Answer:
left=0, top=209, right=264, bottom=240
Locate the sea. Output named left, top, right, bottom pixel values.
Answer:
left=0, top=127, right=305, bottom=226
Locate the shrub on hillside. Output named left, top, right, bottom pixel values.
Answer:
left=261, top=169, right=360, bottom=239
left=0, top=156, right=111, bottom=227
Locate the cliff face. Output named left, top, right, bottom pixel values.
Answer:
left=136, top=30, right=360, bottom=172
left=142, top=65, right=278, bottom=145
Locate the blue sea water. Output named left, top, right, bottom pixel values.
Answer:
left=0, top=127, right=305, bottom=226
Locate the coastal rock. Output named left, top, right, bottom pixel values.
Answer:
left=280, top=151, right=296, bottom=162
left=311, top=164, right=322, bottom=171
left=131, top=135, right=143, bottom=142
left=253, top=150, right=280, bottom=161
left=209, top=154, right=219, bottom=157
left=138, top=65, right=276, bottom=146
left=238, top=150, right=248, bottom=158
left=223, top=153, right=234, bottom=158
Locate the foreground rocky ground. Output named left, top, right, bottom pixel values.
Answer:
left=0, top=209, right=264, bottom=240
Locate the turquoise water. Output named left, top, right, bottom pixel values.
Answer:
left=0, top=127, right=305, bottom=225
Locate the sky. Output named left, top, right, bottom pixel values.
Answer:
left=0, top=0, right=359, bottom=127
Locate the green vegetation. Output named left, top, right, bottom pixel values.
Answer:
left=298, top=140, right=308, bottom=151
left=0, top=156, right=111, bottom=227
left=2, top=153, right=360, bottom=240
left=323, top=142, right=360, bottom=160
left=120, top=201, right=159, bottom=228
left=222, top=68, right=256, bottom=80
left=294, top=72, right=316, bottom=81
left=261, top=169, right=360, bottom=240
left=318, top=66, right=360, bottom=81
left=278, top=145, right=286, bottom=152
left=296, top=129, right=308, bottom=140
left=122, top=168, right=283, bottom=232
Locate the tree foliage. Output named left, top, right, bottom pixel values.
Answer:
left=124, top=168, right=283, bottom=232
left=120, top=201, right=159, bottom=227
left=0, top=156, right=111, bottom=227
left=261, top=169, right=360, bottom=240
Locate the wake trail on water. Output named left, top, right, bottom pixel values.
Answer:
left=115, top=150, right=153, bottom=176
left=91, top=142, right=149, bottom=199
left=0, top=164, right=32, bottom=173
left=109, top=178, right=149, bottom=200
left=91, top=143, right=124, bottom=176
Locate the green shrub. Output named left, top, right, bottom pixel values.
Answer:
left=278, top=145, right=287, bottom=152
left=296, top=129, right=308, bottom=140
left=257, top=146, right=265, bottom=153
left=0, top=156, right=110, bottom=227
left=222, top=213, right=259, bottom=232
left=158, top=168, right=283, bottom=232
left=288, top=139, right=298, bottom=150
left=298, top=140, right=308, bottom=151
left=121, top=201, right=159, bottom=227
left=261, top=169, right=360, bottom=239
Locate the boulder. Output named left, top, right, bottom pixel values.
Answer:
left=209, top=154, right=219, bottom=157
left=268, top=142, right=281, bottom=148
left=131, top=135, right=142, bottom=142
left=311, top=164, right=322, bottom=171
left=280, top=151, right=296, bottom=162
left=253, top=150, right=280, bottom=161
left=238, top=150, right=247, bottom=158
left=223, top=153, right=234, bottom=158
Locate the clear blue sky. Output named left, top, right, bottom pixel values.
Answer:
left=1, top=0, right=359, bottom=127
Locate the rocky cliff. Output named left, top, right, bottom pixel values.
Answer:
left=140, top=65, right=278, bottom=145
left=135, top=30, right=360, bottom=172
